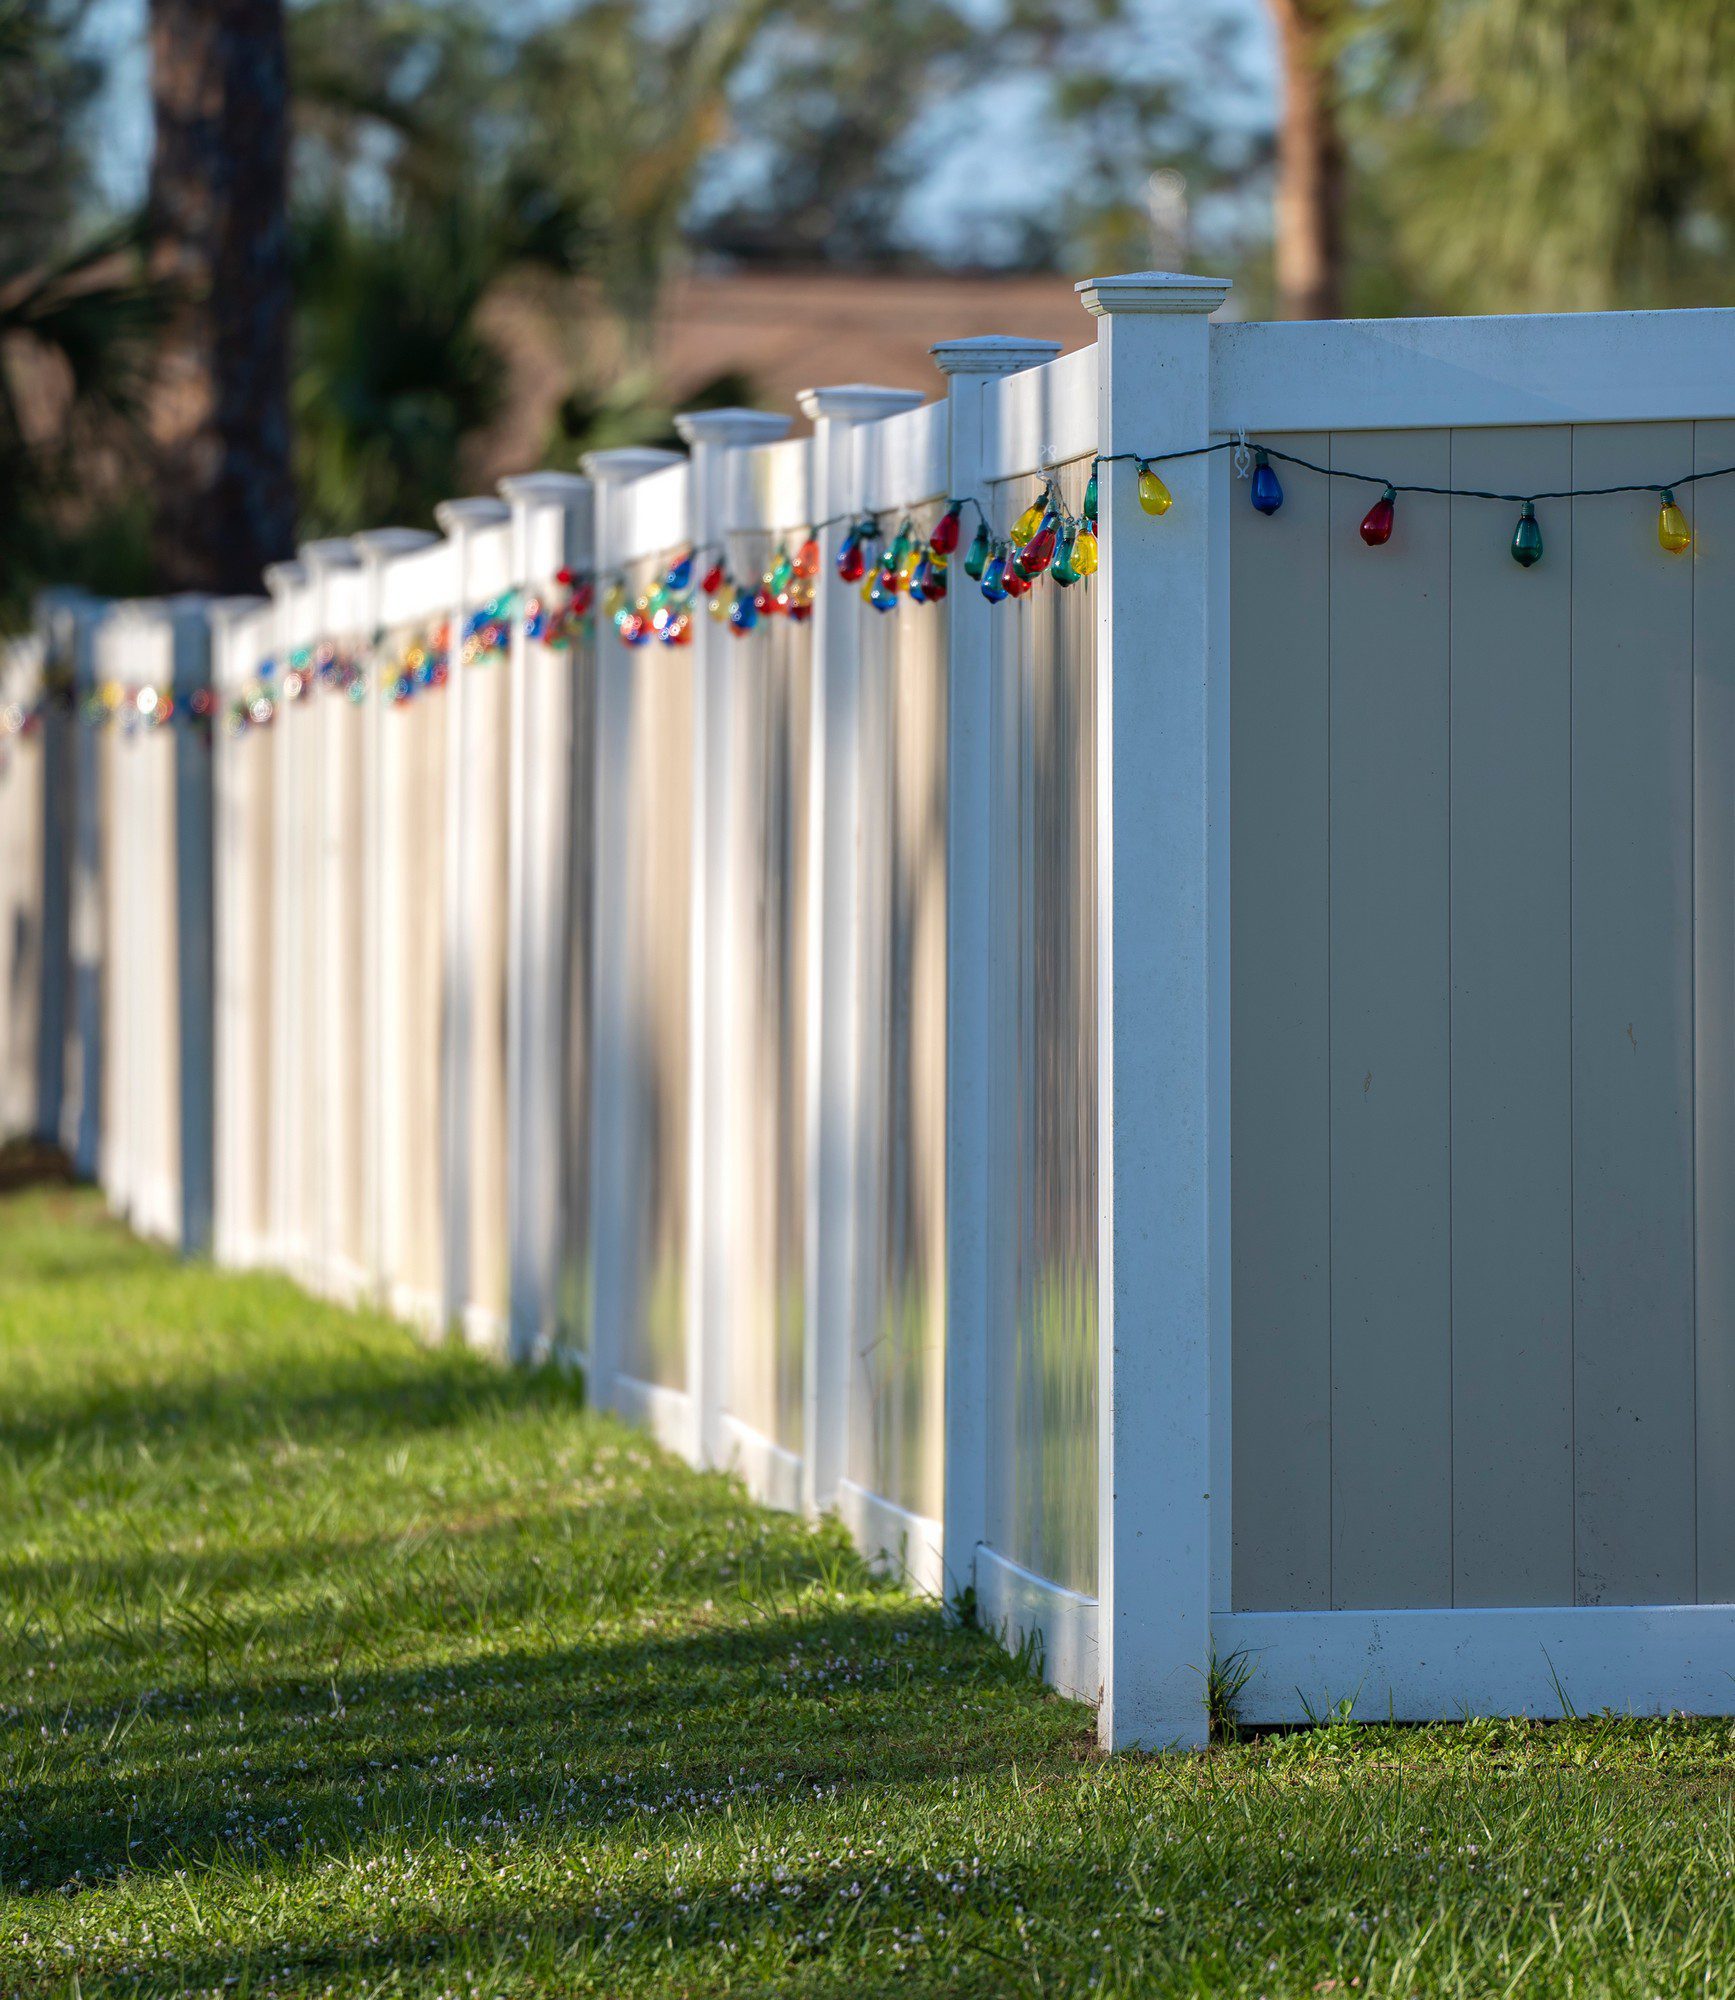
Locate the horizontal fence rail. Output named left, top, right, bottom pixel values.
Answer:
left=8, top=275, right=1735, bottom=1748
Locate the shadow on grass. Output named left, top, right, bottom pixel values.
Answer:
left=1, top=1599, right=1063, bottom=1895
left=0, top=1327, right=588, bottom=1460
left=0, top=1140, right=75, bottom=1196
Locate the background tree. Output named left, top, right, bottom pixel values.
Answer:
left=695, top=0, right=975, bottom=266
left=0, top=0, right=159, bottom=626
left=147, top=0, right=294, bottom=593
left=502, top=0, right=776, bottom=347
left=1265, top=0, right=1346, bottom=319
left=1353, top=0, right=1735, bottom=312
left=290, top=197, right=505, bottom=536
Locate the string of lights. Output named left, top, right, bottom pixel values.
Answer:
left=5, top=434, right=1726, bottom=751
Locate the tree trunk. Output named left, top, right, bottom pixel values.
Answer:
left=148, top=0, right=294, bottom=593
left=1268, top=0, right=1345, bottom=320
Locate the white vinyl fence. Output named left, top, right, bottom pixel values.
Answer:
left=8, top=273, right=1735, bottom=1748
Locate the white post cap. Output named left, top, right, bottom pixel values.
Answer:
left=796, top=384, right=926, bottom=424
left=1075, top=271, right=1232, bottom=317
left=673, top=408, right=793, bottom=449
left=433, top=497, right=511, bottom=534
left=352, top=527, right=440, bottom=566
left=930, top=335, right=1064, bottom=376
left=497, top=470, right=592, bottom=506
left=298, top=537, right=362, bottom=573
left=579, top=447, right=685, bottom=485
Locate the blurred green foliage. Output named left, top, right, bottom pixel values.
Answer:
left=0, top=0, right=160, bottom=625
left=1349, top=0, right=1735, bottom=312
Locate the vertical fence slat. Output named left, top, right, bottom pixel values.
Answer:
left=433, top=500, right=512, bottom=1339
left=1229, top=430, right=1333, bottom=1614
left=33, top=596, right=78, bottom=1147
left=65, top=599, right=107, bottom=1178
left=796, top=385, right=925, bottom=1518
left=499, top=476, right=592, bottom=1364
left=1571, top=422, right=1697, bottom=1606
left=579, top=448, right=688, bottom=1421
left=1327, top=430, right=1453, bottom=1612
left=932, top=337, right=1060, bottom=1607
left=210, top=594, right=270, bottom=1267
left=674, top=411, right=793, bottom=1468
left=1448, top=427, right=1575, bottom=1609
left=169, top=600, right=216, bottom=1256
left=352, top=530, right=440, bottom=1307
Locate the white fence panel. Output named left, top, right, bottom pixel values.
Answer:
left=20, top=280, right=1735, bottom=1753
left=1215, top=305, right=1735, bottom=1731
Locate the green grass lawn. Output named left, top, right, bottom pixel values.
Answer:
left=3, top=1180, right=1735, bottom=1998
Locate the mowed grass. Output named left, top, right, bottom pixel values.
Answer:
left=3, top=1184, right=1735, bottom=1997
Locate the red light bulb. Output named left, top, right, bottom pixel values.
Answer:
left=700, top=560, right=726, bottom=595
left=930, top=503, right=962, bottom=556
left=1359, top=485, right=1396, bottom=547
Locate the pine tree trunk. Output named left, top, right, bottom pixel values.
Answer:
left=148, top=0, right=294, bottom=593
left=1268, top=0, right=1345, bottom=321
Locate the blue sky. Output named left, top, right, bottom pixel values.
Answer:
left=79, top=0, right=1276, bottom=263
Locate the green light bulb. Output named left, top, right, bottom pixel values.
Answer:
left=1511, top=500, right=1543, bottom=569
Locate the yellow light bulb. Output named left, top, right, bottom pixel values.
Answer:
left=1073, top=528, right=1099, bottom=576
left=897, top=545, right=919, bottom=584
left=1137, top=464, right=1172, bottom=516
left=861, top=572, right=876, bottom=602
left=1658, top=490, right=1692, bottom=554
left=708, top=594, right=729, bottom=623
left=603, top=582, right=626, bottom=620
left=1010, top=500, right=1045, bottom=547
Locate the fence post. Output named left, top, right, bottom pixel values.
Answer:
left=93, top=608, right=139, bottom=1220
left=350, top=529, right=438, bottom=1303
left=1079, top=270, right=1231, bottom=1750
left=63, top=595, right=107, bottom=1178
left=577, top=446, right=685, bottom=1412
left=796, top=384, right=925, bottom=1517
left=208, top=593, right=270, bottom=1267
left=497, top=473, right=592, bottom=1364
left=432, top=498, right=511, bottom=1335
left=161, top=597, right=217, bottom=1255
left=300, top=539, right=362, bottom=1295
left=672, top=409, right=793, bottom=1468
left=262, top=559, right=309, bottom=1275
left=32, top=592, right=82, bottom=1149
left=930, top=336, right=1063, bottom=1606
